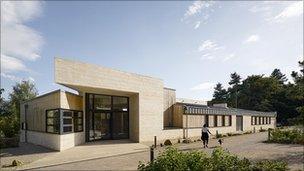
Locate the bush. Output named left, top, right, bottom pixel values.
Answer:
left=216, top=133, right=222, bottom=139
left=253, top=160, right=287, bottom=171
left=0, top=115, right=19, bottom=138
left=268, top=128, right=304, bottom=144
left=138, top=147, right=287, bottom=171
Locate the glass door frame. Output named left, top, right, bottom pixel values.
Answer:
left=85, top=93, right=129, bottom=142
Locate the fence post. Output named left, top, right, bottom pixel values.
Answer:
left=253, top=127, right=255, bottom=133
left=268, top=128, right=271, bottom=141
left=150, top=146, right=154, bottom=162
left=154, top=136, right=157, bottom=148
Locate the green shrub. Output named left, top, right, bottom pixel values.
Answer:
left=138, top=147, right=287, bottom=171
left=253, top=160, right=287, bottom=171
left=268, top=128, right=304, bottom=144
left=0, top=115, right=19, bottom=138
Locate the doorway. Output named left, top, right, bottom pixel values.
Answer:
left=86, top=93, right=129, bottom=141
left=236, top=116, right=243, bottom=131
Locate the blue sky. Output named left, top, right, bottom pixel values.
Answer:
left=1, top=1, right=303, bottom=100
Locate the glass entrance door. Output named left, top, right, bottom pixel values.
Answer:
left=92, top=112, right=111, bottom=140
left=86, top=93, right=129, bottom=142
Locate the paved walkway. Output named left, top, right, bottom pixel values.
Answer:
left=2, top=132, right=303, bottom=170
left=17, top=140, right=148, bottom=170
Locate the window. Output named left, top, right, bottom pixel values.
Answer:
left=214, top=115, right=218, bottom=127
left=74, top=111, right=83, bottom=132
left=228, top=115, right=232, bottom=126
left=46, top=109, right=83, bottom=134
left=222, top=115, right=225, bottom=126
left=46, top=109, right=60, bottom=133
left=269, top=117, right=271, bottom=124
left=254, top=117, right=257, bottom=125
left=258, top=117, right=261, bottom=125
left=113, top=96, right=128, bottom=111
left=62, top=110, right=73, bottom=133
left=94, top=95, right=111, bottom=110
left=205, top=115, right=209, bottom=126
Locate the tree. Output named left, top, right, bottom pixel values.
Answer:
left=270, top=68, right=287, bottom=84
left=212, top=83, right=227, bottom=104
left=291, top=60, right=304, bottom=85
left=228, top=72, right=241, bottom=108
left=9, top=80, right=38, bottom=120
left=228, top=72, right=241, bottom=86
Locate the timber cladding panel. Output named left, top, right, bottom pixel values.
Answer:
left=21, top=90, right=83, bottom=133
left=163, top=88, right=176, bottom=127
left=21, top=90, right=61, bottom=132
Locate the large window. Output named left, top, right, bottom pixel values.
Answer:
left=94, top=95, right=111, bottom=110
left=45, top=109, right=83, bottom=134
left=46, top=109, right=60, bottom=133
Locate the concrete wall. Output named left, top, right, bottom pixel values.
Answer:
left=55, top=57, right=164, bottom=142
left=163, top=88, right=176, bottom=127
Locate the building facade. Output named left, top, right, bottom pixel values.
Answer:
left=20, top=58, right=276, bottom=151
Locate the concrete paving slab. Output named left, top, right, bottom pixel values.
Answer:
left=18, top=140, right=149, bottom=170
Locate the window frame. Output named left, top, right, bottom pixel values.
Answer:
left=45, top=109, right=60, bottom=134
left=45, top=108, right=83, bottom=135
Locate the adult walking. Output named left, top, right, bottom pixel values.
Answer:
left=201, top=124, right=212, bottom=148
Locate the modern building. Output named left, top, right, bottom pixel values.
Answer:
left=20, top=58, right=277, bottom=151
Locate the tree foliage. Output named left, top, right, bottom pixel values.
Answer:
left=211, top=60, right=304, bottom=125
left=0, top=81, right=38, bottom=138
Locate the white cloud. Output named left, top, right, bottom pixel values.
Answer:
left=273, top=1, right=303, bottom=22
left=191, top=82, right=215, bottom=91
left=182, top=1, right=216, bottom=24
left=200, top=53, right=215, bottom=60
left=198, top=40, right=224, bottom=52
left=1, top=54, right=28, bottom=72
left=1, top=1, right=44, bottom=75
left=222, top=53, right=236, bottom=62
left=194, top=21, right=201, bottom=29
left=0, top=73, right=22, bottom=82
left=244, top=34, right=260, bottom=43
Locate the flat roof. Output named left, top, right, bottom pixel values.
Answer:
left=21, top=89, right=82, bottom=104
left=176, top=102, right=276, bottom=117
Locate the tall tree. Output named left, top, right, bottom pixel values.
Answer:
left=228, top=72, right=241, bottom=108
left=270, top=68, right=287, bottom=84
left=9, top=80, right=38, bottom=119
left=212, top=83, right=227, bottom=104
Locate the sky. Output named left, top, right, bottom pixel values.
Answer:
left=1, top=1, right=303, bottom=100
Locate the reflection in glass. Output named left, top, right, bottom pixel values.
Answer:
left=113, top=97, right=128, bottom=111
left=94, top=95, right=111, bottom=110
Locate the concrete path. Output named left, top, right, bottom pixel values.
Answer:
left=2, top=132, right=303, bottom=170
left=17, top=140, right=149, bottom=170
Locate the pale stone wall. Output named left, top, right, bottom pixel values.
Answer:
left=60, top=132, right=85, bottom=151
left=163, top=88, right=176, bottom=127
left=22, top=130, right=61, bottom=150
left=55, top=58, right=164, bottom=142
left=60, top=92, right=83, bottom=110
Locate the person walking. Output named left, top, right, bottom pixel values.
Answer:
left=201, top=124, right=212, bottom=148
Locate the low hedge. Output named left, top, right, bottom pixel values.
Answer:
left=268, top=128, right=304, bottom=144
left=138, top=147, right=287, bottom=171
